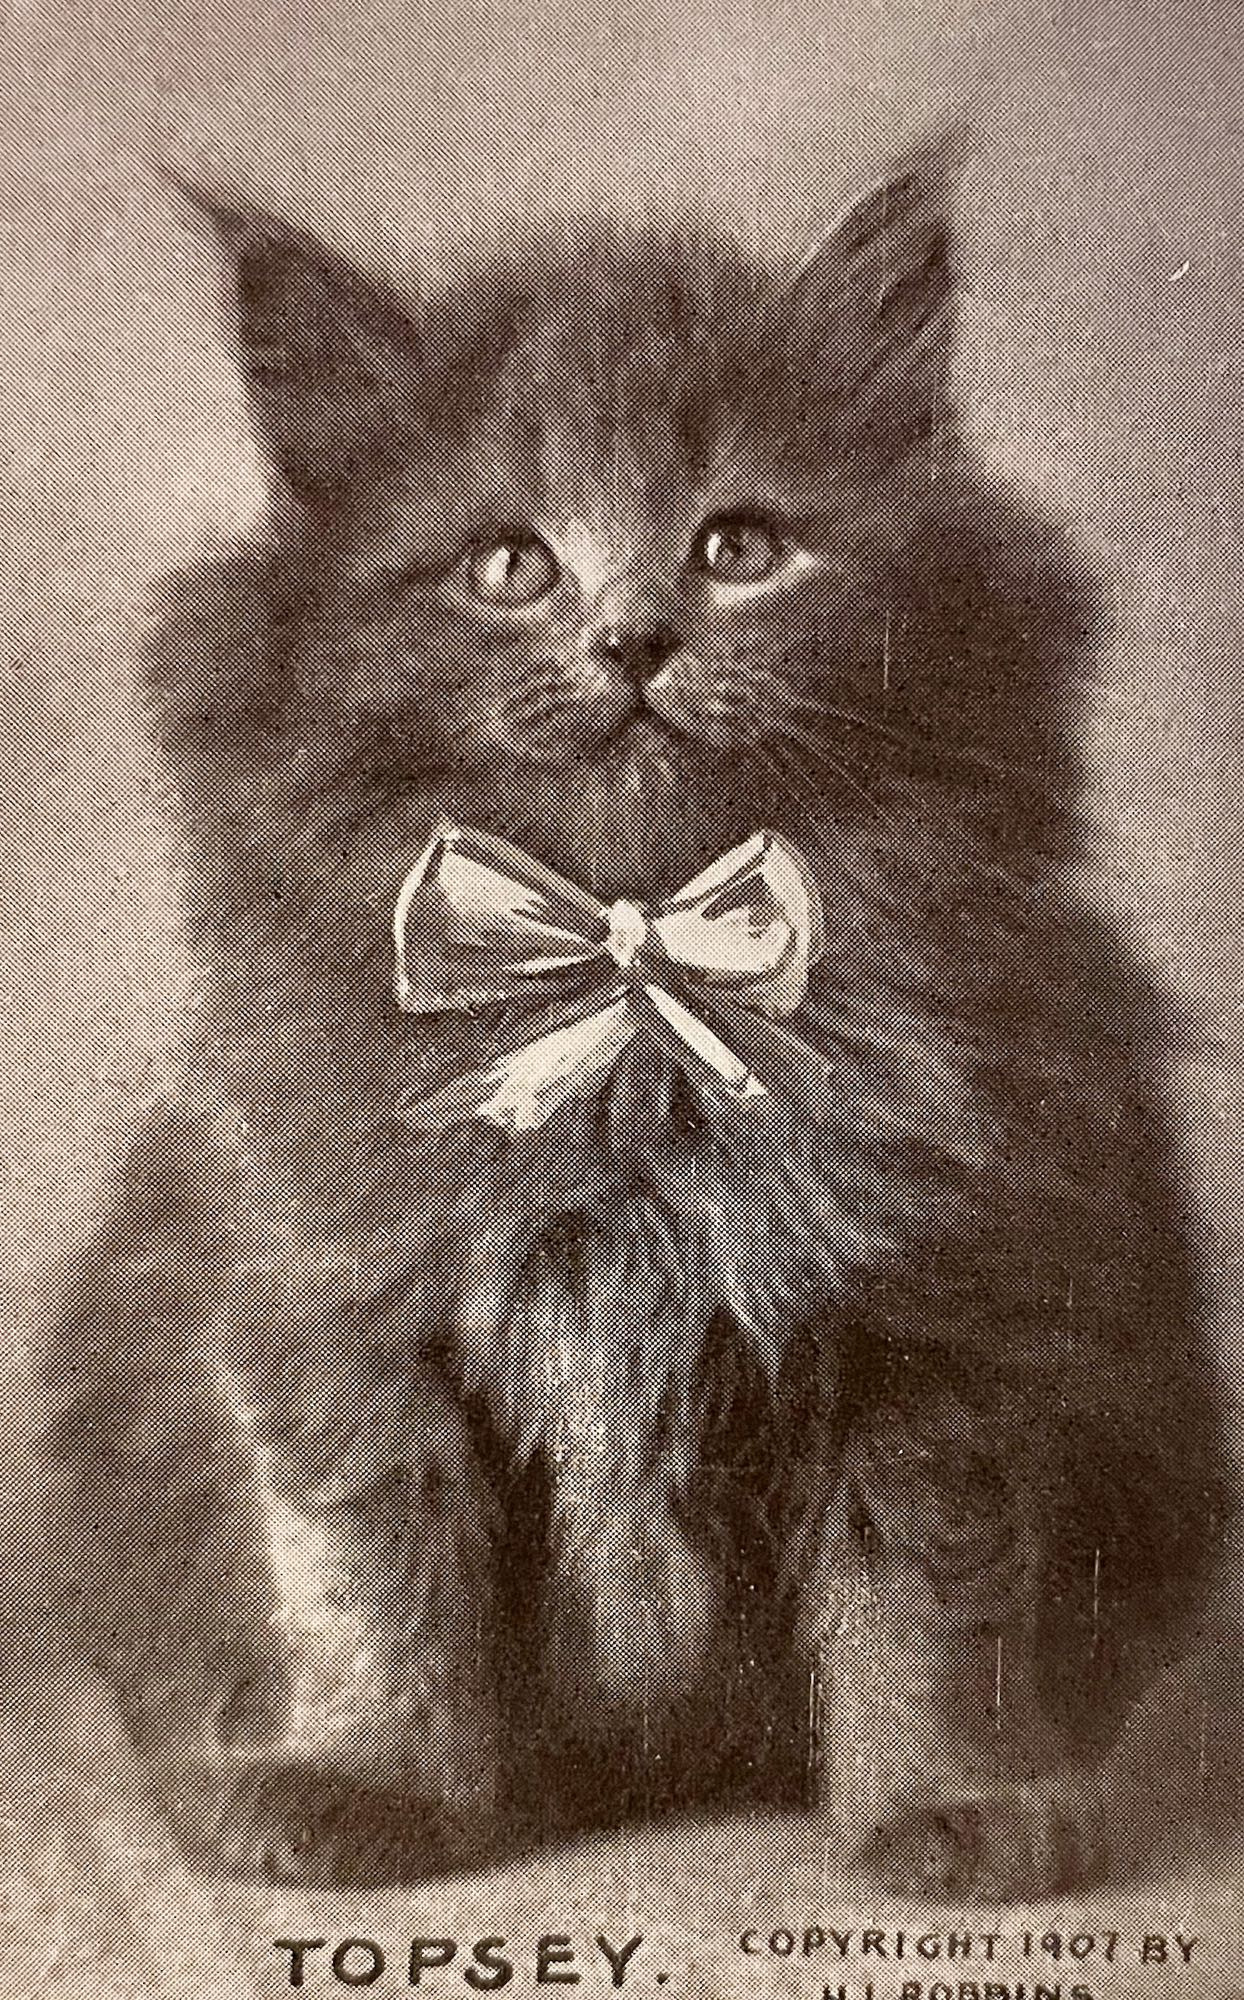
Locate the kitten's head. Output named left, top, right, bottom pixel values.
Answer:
left=169, top=139, right=1035, bottom=905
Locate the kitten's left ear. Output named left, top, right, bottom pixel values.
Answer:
left=782, top=129, right=963, bottom=457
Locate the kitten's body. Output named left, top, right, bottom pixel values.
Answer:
left=38, top=153, right=1229, bottom=1891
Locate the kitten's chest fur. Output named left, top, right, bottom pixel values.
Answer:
left=425, top=1039, right=842, bottom=1460
left=205, top=953, right=984, bottom=1503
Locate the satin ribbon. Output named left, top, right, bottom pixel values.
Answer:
left=393, top=823, right=831, bottom=1134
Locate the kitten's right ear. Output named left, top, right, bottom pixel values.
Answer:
left=168, top=174, right=421, bottom=506
left=777, top=129, right=964, bottom=465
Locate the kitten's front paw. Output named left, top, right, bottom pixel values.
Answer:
left=855, top=1782, right=1107, bottom=1903
left=176, top=1761, right=483, bottom=1887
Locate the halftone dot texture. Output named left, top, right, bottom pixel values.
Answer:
left=0, top=0, right=1242, bottom=1996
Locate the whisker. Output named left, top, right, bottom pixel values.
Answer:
left=780, top=693, right=1060, bottom=790
left=699, top=660, right=1057, bottom=796
left=497, top=658, right=565, bottom=703
left=744, top=702, right=1043, bottom=905
left=751, top=744, right=934, bottom=924
left=774, top=718, right=933, bottom=838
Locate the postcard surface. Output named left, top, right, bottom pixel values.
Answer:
left=0, top=1, right=1240, bottom=1996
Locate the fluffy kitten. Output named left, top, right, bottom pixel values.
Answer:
left=37, top=139, right=1229, bottom=1895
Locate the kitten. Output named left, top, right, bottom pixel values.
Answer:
left=36, top=137, right=1229, bottom=1896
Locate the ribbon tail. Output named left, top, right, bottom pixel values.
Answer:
left=397, top=990, right=637, bottom=1136
left=635, top=983, right=840, bottom=1123
left=694, top=988, right=842, bottom=1120
left=634, top=984, right=772, bottom=1111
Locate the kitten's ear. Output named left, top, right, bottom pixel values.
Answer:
left=781, top=131, right=962, bottom=460
left=169, top=176, right=421, bottom=506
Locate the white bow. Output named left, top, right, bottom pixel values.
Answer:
left=393, top=824, right=829, bottom=1134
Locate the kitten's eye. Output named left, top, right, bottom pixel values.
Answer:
left=691, top=514, right=786, bottom=586
left=465, top=531, right=560, bottom=607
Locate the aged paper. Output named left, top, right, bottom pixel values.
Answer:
left=0, top=1, right=1241, bottom=1997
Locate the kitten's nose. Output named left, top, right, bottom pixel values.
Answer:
left=590, top=621, right=681, bottom=685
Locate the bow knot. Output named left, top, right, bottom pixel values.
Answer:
left=393, top=824, right=830, bottom=1134
left=606, top=899, right=649, bottom=971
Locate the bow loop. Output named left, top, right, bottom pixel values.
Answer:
left=651, top=830, right=824, bottom=1017
left=395, top=825, right=610, bottom=1012
left=393, top=823, right=828, bottom=1134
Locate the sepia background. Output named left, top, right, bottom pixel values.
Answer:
left=0, top=0, right=1242, bottom=1992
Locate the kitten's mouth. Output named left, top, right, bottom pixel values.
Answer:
left=585, top=705, right=683, bottom=768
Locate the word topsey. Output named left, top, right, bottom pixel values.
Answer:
left=273, top=1936, right=648, bottom=1989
